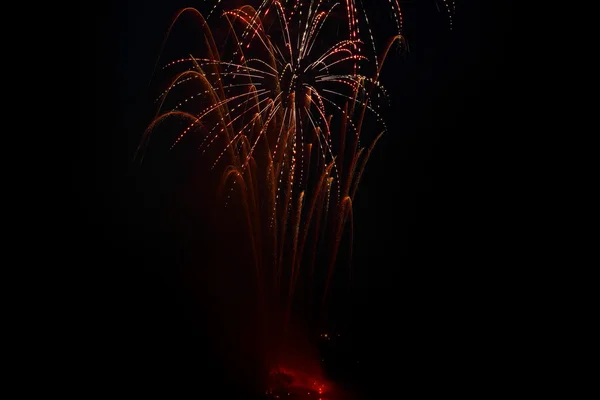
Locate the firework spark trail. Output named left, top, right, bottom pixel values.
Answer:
left=441, top=0, right=456, bottom=30
left=135, top=0, right=458, bottom=371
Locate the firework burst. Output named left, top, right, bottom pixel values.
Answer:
left=136, top=0, right=402, bottom=306
left=133, top=0, right=454, bottom=384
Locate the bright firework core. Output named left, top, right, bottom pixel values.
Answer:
left=280, top=61, right=319, bottom=102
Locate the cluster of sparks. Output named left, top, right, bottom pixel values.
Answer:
left=135, top=0, right=456, bottom=367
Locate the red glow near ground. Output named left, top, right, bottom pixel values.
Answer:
left=267, top=366, right=331, bottom=399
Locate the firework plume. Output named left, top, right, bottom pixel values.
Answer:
left=134, top=0, right=455, bottom=391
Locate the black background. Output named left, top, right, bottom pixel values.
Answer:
left=78, top=1, right=515, bottom=397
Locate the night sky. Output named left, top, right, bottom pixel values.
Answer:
left=79, top=1, right=514, bottom=397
